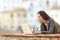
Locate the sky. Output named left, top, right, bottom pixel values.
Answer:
left=0, top=0, right=60, bottom=12
left=0, top=0, right=29, bottom=12
left=0, top=0, right=40, bottom=12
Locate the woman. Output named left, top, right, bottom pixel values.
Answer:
left=37, top=11, right=60, bottom=34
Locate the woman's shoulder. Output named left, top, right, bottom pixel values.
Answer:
left=49, top=18, right=60, bottom=26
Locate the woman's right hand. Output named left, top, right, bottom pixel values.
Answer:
left=32, top=30, right=41, bottom=34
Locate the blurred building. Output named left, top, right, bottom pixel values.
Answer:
left=0, top=8, right=29, bottom=34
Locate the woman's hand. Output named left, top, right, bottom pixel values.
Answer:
left=32, top=30, right=41, bottom=34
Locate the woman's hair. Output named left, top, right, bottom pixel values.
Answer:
left=37, top=11, right=50, bottom=21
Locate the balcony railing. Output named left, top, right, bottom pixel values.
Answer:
left=0, top=34, right=60, bottom=40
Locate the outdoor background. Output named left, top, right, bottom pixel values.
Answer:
left=0, top=0, right=60, bottom=34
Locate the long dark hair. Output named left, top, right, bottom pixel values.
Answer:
left=37, top=11, right=50, bottom=21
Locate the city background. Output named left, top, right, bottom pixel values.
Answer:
left=0, top=0, right=60, bottom=34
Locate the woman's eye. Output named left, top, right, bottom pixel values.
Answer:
left=38, top=16, right=40, bottom=18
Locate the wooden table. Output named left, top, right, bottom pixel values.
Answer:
left=0, top=34, right=60, bottom=40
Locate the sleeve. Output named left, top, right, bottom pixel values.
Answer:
left=41, top=20, right=54, bottom=34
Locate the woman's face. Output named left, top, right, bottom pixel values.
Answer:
left=37, top=13, right=44, bottom=23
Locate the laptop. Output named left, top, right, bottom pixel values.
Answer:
left=20, top=23, right=32, bottom=34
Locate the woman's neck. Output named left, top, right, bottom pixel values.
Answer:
left=43, top=20, right=47, bottom=26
